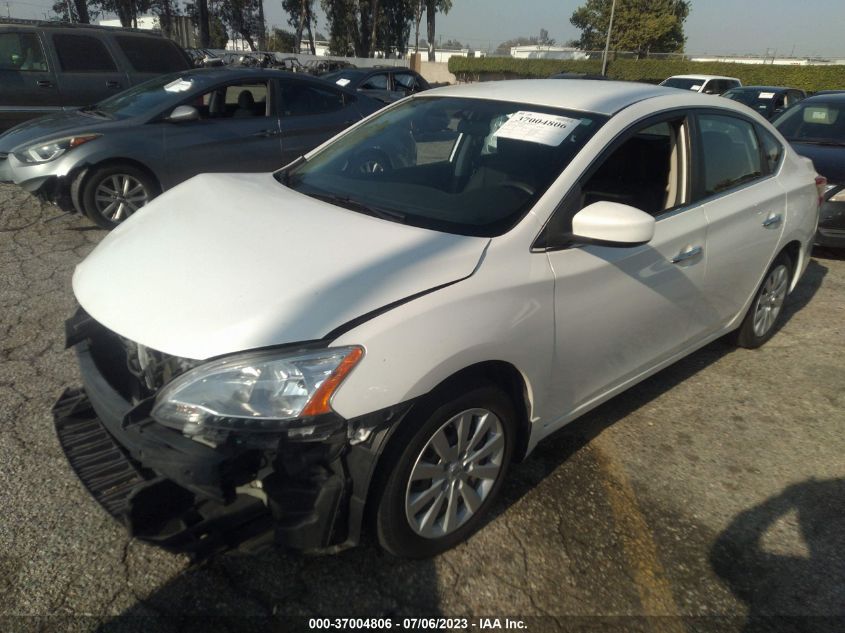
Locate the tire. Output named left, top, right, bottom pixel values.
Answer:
left=81, top=164, right=159, bottom=229
left=373, top=384, right=516, bottom=558
left=733, top=253, right=793, bottom=349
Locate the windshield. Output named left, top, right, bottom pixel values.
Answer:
left=661, top=78, right=703, bottom=91
left=94, top=73, right=201, bottom=119
left=323, top=70, right=360, bottom=86
left=724, top=89, right=781, bottom=117
left=774, top=101, right=845, bottom=144
left=278, top=96, right=607, bottom=237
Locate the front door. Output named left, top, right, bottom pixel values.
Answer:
left=50, top=33, right=128, bottom=106
left=0, top=31, right=61, bottom=129
left=542, top=114, right=713, bottom=425
left=162, top=79, right=283, bottom=186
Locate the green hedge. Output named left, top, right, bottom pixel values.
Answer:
left=447, top=56, right=845, bottom=93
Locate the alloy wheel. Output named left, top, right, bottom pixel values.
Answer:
left=752, top=263, right=789, bottom=337
left=404, top=408, right=505, bottom=539
left=94, top=174, right=150, bottom=222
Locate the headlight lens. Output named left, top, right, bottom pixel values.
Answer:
left=13, top=134, right=100, bottom=164
left=151, top=346, right=363, bottom=436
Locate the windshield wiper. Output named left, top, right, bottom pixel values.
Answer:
left=275, top=155, right=306, bottom=186
left=309, top=192, right=407, bottom=223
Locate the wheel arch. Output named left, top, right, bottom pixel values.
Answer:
left=779, top=239, right=803, bottom=291
left=70, top=157, right=162, bottom=214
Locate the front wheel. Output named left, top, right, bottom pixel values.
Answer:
left=733, top=253, right=792, bottom=348
left=81, top=164, right=159, bottom=229
left=374, top=385, right=515, bottom=558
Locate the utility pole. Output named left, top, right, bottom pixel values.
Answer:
left=601, top=0, right=616, bottom=77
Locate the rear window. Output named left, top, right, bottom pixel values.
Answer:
left=115, top=36, right=190, bottom=73
left=775, top=102, right=845, bottom=143
left=53, top=33, right=117, bottom=72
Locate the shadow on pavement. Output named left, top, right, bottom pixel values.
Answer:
left=710, top=478, right=845, bottom=633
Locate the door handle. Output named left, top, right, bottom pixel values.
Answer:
left=106, top=80, right=122, bottom=89
left=671, top=245, right=703, bottom=264
left=36, top=80, right=54, bottom=88
left=762, top=214, right=783, bottom=228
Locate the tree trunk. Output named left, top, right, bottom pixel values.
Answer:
left=425, top=0, right=435, bottom=61
left=73, top=0, right=89, bottom=23
left=294, top=0, right=305, bottom=53
left=414, top=0, right=423, bottom=52
left=256, top=0, right=266, bottom=49
left=369, top=0, right=379, bottom=57
left=198, top=0, right=210, bottom=47
left=305, top=1, right=316, bottom=54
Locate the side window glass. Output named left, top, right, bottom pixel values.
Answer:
left=53, top=34, right=117, bottom=72
left=361, top=74, right=388, bottom=90
left=194, top=82, right=269, bottom=119
left=698, top=114, right=763, bottom=196
left=395, top=73, right=417, bottom=92
left=280, top=83, right=345, bottom=116
left=580, top=118, right=687, bottom=218
left=0, top=33, right=47, bottom=71
left=757, top=125, right=784, bottom=175
left=115, top=36, right=189, bottom=73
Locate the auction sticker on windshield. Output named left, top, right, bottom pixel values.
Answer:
left=336, top=78, right=351, bottom=87
left=493, top=111, right=581, bottom=146
left=164, top=78, right=193, bottom=93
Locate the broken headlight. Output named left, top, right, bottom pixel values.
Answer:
left=151, top=346, right=363, bottom=439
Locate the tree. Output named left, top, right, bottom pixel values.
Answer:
left=424, top=0, right=450, bottom=61
left=320, top=0, right=412, bottom=58
left=267, top=27, right=297, bottom=52
left=570, top=0, right=690, bottom=56
left=51, top=0, right=95, bottom=22
left=283, top=0, right=317, bottom=54
left=219, top=0, right=262, bottom=50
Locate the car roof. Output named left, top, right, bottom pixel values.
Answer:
left=727, top=86, right=795, bottom=93
left=0, top=20, right=166, bottom=37
left=421, top=79, right=683, bottom=116
left=802, top=92, right=845, bottom=103
left=667, top=74, right=740, bottom=81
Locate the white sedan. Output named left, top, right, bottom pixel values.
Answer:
left=58, top=80, right=821, bottom=558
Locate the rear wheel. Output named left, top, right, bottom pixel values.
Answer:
left=734, top=253, right=792, bottom=348
left=81, top=164, right=159, bottom=229
left=373, top=384, right=515, bottom=558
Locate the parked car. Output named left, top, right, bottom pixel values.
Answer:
left=0, top=68, right=381, bottom=228
left=0, top=21, right=191, bottom=132
left=55, top=80, right=820, bottom=559
left=660, top=74, right=741, bottom=94
left=774, top=93, right=845, bottom=248
left=322, top=66, right=430, bottom=103
left=303, top=58, right=356, bottom=76
left=722, top=86, right=806, bottom=120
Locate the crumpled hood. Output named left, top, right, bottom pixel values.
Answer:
left=73, top=172, right=489, bottom=359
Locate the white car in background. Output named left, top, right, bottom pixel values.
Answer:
left=661, top=74, right=742, bottom=94
left=55, top=80, right=821, bottom=559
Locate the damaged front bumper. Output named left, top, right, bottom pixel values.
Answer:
left=53, top=314, right=412, bottom=558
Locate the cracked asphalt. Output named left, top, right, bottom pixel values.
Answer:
left=1, top=183, right=843, bottom=632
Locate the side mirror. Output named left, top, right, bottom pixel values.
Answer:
left=571, top=201, right=655, bottom=246
left=166, top=105, right=200, bottom=123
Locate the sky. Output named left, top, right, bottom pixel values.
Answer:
left=5, top=0, right=845, bottom=58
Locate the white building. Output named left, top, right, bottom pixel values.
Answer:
left=99, top=15, right=159, bottom=30
left=510, top=45, right=587, bottom=60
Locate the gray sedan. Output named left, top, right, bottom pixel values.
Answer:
left=0, top=68, right=381, bottom=228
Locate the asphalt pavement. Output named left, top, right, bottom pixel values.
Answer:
left=0, top=183, right=843, bottom=633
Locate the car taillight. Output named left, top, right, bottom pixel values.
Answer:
left=815, top=175, right=828, bottom=205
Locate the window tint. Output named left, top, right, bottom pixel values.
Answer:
left=115, top=36, right=189, bottom=73
left=0, top=32, right=47, bottom=71
left=280, top=83, right=345, bottom=116
left=361, top=73, right=388, bottom=90
left=581, top=118, right=687, bottom=217
left=53, top=34, right=117, bottom=72
left=757, top=125, right=784, bottom=175
left=698, top=114, right=763, bottom=196
left=394, top=73, right=418, bottom=91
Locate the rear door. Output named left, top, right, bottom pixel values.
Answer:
left=162, top=78, right=283, bottom=183
left=691, top=110, right=786, bottom=330
left=277, top=79, right=360, bottom=165
left=0, top=30, right=61, bottom=129
left=51, top=32, right=128, bottom=106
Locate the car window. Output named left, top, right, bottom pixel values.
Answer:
left=361, top=73, right=389, bottom=90
left=0, top=32, right=47, bottom=71
left=282, top=97, right=607, bottom=237
left=662, top=77, right=704, bottom=91
left=580, top=118, right=688, bottom=218
left=195, top=82, right=269, bottom=118
left=53, top=34, right=117, bottom=72
left=697, top=113, right=763, bottom=196
left=279, top=82, right=345, bottom=116
left=115, top=36, right=189, bottom=73
left=756, top=125, right=784, bottom=175
left=394, top=73, right=419, bottom=92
